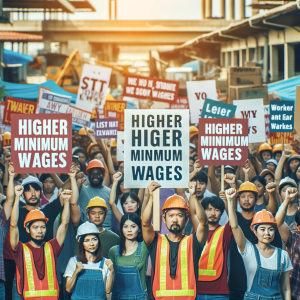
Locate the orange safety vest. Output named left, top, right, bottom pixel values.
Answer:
left=152, top=234, right=196, bottom=300
left=16, top=242, right=59, bottom=300
left=198, top=226, right=225, bottom=281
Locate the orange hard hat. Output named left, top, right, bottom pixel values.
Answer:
left=189, top=125, right=198, bottom=140
left=3, top=132, right=11, bottom=147
left=78, top=127, right=87, bottom=136
left=86, top=159, right=106, bottom=175
left=272, top=144, right=282, bottom=153
left=111, top=139, right=117, bottom=148
left=250, top=209, right=276, bottom=231
left=290, top=150, right=298, bottom=155
left=87, top=143, right=99, bottom=154
left=258, top=143, right=272, bottom=154
left=24, top=209, right=49, bottom=228
left=162, top=194, right=189, bottom=214
left=236, top=181, right=258, bottom=196
left=91, top=108, right=98, bottom=120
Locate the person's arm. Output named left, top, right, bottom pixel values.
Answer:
left=138, top=188, right=146, bottom=215
left=249, top=149, right=263, bottom=175
left=105, top=259, right=114, bottom=294
left=56, top=190, right=72, bottom=246
left=141, top=182, right=160, bottom=246
left=3, top=162, right=16, bottom=219
left=223, top=174, right=237, bottom=210
left=226, top=188, right=246, bottom=253
left=50, top=174, right=64, bottom=189
left=68, top=166, right=81, bottom=226
left=2, top=149, right=11, bottom=187
left=275, top=187, right=297, bottom=243
left=207, top=165, right=221, bottom=195
left=65, top=262, right=84, bottom=293
left=141, top=188, right=149, bottom=216
left=109, top=172, right=123, bottom=223
left=280, top=271, right=291, bottom=300
left=275, top=151, right=291, bottom=186
left=242, top=160, right=250, bottom=182
left=75, top=172, right=88, bottom=193
left=62, top=164, right=80, bottom=191
left=188, top=182, right=200, bottom=232
left=265, top=182, right=278, bottom=215
left=219, top=191, right=228, bottom=214
left=10, top=185, right=23, bottom=250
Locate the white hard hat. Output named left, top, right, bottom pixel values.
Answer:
left=76, top=222, right=100, bottom=239
left=22, top=176, right=43, bottom=188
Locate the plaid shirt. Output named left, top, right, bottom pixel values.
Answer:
left=286, top=230, right=300, bottom=299
left=0, top=208, right=9, bottom=281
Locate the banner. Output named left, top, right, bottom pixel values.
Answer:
left=270, top=100, right=294, bottom=133
left=38, top=89, right=71, bottom=114
left=94, top=118, right=118, bottom=139
left=170, top=97, right=189, bottom=109
left=233, top=99, right=265, bottom=143
left=104, top=100, right=127, bottom=131
left=124, top=109, right=189, bottom=188
left=186, top=80, right=218, bottom=124
left=11, top=114, right=72, bottom=173
left=122, top=75, right=179, bottom=104
left=117, top=131, right=125, bottom=161
left=198, top=118, right=249, bottom=165
left=202, top=98, right=236, bottom=118
left=3, top=97, right=38, bottom=125
left=66, top=106, right=91, bottom=128
left=77, top=64, right=112, bottom=116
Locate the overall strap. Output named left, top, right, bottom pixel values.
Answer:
left=99, top=258, right=105, bottom=270
left=253, top=244, right=262, bottom=267
left=115, top=245, right=120, bottom=261
left=134, top=242, right=142, bottom=266
left=277, top=248, right=282, bottom=270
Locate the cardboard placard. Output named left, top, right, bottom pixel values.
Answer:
left=233, top=99, right=266, bottom=143
left=66, top=106, right=91, bottom=128
left=170, top=97, right=189, bottom=109
left=124, top=109, right=189, bottom=188
left=38, top=89, right=71, bottom=114
left=228, top=67, right=262, bottom=87
left=270, top=100, right=294, bottom=133
left=11, top=114, right=72, bottom=173
left=3, top=97, right=38, bottom=125
left=117, top=131, right=125, bottom=161
left=201, top=98, right=236, bottom=118
left=104, top=100, right=127, bottom=131
left=198, top=118, right=249, bottom=165
left=228, top=85, right=268, bottom=105
left=186, top=80, right=218, bottom=124
left=94, top=118, right=118, bottom=139
left=122, top=75, right=179, bottom=104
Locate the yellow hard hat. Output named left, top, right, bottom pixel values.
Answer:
left=91, top=108, right=98, bottom=120
left=86, top=197, right=108, bottom=212
left=236, top=181, right=258, bottom=196
left=258, top=143, right=272, bottom=154
left=189, top=125, right=198, bottom=140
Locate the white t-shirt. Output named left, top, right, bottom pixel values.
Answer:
left=64, top=256, right=110, bottom=281
left=239, top=239, right=293, bottom=292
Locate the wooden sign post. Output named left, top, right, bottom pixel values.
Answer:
left=153, top=187, right=161, bottom=231
left=221, top=165, right=225, bottom=191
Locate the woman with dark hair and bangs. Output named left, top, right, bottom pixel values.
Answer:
left=64, top=222, right=114, bottom=300
left=109, top=213, right=149, bottom=300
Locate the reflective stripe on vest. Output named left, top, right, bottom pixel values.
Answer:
left=156, top=235, right=194, bottom=297
left=198, top=226, right=224, bottom=280
left=23, top=243, right=58, bottom=297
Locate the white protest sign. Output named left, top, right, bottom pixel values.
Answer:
left=233, top=99, right=265, bottom=143
left=124, top=109, right=189, bottom=188
left=39, top=90, right=71, bottom=114
left=76, top=64, right=112, bottom=115
left=117, top=131, right=125, bottom=161
left=186, top=80, right=218, bottom=124
left=66, top=105, right=91, bottom=127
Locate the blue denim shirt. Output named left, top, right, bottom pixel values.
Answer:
left=0, top=209, right=10, bottom=281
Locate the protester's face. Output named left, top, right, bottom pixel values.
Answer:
left=83, top=234, right=99, bottom=254
left=280, top=184, right=294, bottom=201
left=43, top=177, right=55, bottom=194
left=264, top=174, right=274, bottom=184
left=225, top=168, right=234, bottom=175
left=195, top=180, right=207, bottom=199
left=261, top=151, right=272, bottom=162
left=90, top=145, right=101, bottom=157
left=189, top=148, right=195, bottom=155
left=111, top=147, right=117, bottom=165
left=297, top=168, right=300, bottom=180
left=274, top=153, right=282, bottom=162
left=122, top=219, right=139, bottom=240
left=290, top=159, right=300, bottom=173
left=205, top=204, right=221, bottom=225
left=88, top=168, right=104, bottom=186
left=189, top=160, right=194, bottom=173
left=118, top=162, right=124, bottom=174
left=253, top=180, right=265, bottom=197
left=215, top=167, right=221, bottom=180
left=24, top=185, right=41, bottom=206
left=254, top=224, right=275, bottom=244
left=26, top=221, right=46, bottom=241
left=163, top=209, right=186, bottom=234
left=77, top=152, right=87, bottom=164
left=123, top=197, right=138, bottom=213
left=238, top=192, right=256, bottom=212
left=191, top=136, right=198, bottom=150
left=94, top=153, right=104, bottom=161
left=120, top=182, right=131, bottom=194
left=87, top=207, right=106, bottom=227
left=266, top=163, right=276, bottom=173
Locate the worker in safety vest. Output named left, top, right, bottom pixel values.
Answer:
left=10, top=185, right=72, bottom=300
left=142, top=182, right=208, bottom=300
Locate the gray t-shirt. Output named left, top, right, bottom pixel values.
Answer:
left=78, top=184, right=112, bottom=230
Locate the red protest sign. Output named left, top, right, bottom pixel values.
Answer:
left=11, top=114, right=73, bottom=174
left=198, top=118, right=249, bottom=165
left=104, top=100, right=127, bottom=131
left=123, top=75, right=179, bottom=103
left=3, top=97, right=38, bottom=125
left=170, top=97, right=189, bottom=109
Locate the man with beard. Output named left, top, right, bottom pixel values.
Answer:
left=228, top=181, right=282, bottom=300
left=143, top=182, right=208, bottom=300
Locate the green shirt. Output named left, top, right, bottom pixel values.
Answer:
left=108, top=242, right=149, bottom=299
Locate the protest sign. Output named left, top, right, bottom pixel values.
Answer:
left=94, top=118, right=118, bottom=139
left=170, top=97, right=189, bottom=109
left=104, top=100, right=127, bottom=131
left=77, top=64, right=112, bottom=116
left=3, top=97, right=38, bottom=125
left=124, top=109, right=189, bottom=188
left=186, top=80, right=218, bottom=124
left=270, top=100, right=294, bottom=133
left=233, top=99, right=265, bottom=143
left=117, top=131, right=125, bottom=161
left=198, top=118, right=249, bottom=165
left=201, top=98, right=236, bottom=118
left=38, top=89, right=71, bottom=114
left=11, top=114, right=72, bottom=173
left=66, top=106, right=91, bottom=128
left=122, top=75, right=179, bottom=104
left=264, top=105, right=270, bottom=142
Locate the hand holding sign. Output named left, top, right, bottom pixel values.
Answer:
left=147, top=181, right=161, bottom=196
left=219, top=190, right=227, bottom=202
left=84, top=126, right=96, bottom=142
left=14, top=185, right=24, bottom=198
left=148, top=181, right=161, bottom=231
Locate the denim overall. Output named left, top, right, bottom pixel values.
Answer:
left=72, top=257, right=106, bottom=300
left=244, top=245, right=283, bottom=300
left=112, top=242, right=146, bottom=300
